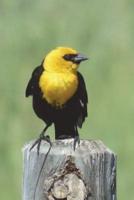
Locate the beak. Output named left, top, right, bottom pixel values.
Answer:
left=73, top=53, right=88, bottom=64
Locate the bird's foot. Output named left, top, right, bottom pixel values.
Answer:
left=73, top=135, right=80, bottom=151
left=30, top=133, right=52, bottom=155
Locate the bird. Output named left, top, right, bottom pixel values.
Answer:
left=26, top=46, right=88, bottom=152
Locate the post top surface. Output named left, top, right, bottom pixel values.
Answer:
left=23, top=139, right=115, bottom=156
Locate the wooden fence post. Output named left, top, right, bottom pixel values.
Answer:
left=23, top=139, right=116, bottom=200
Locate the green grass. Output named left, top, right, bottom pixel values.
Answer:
left=0, top=0, right=134, bottom=199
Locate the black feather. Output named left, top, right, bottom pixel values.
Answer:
left=25, top=65, right=44, bottom=97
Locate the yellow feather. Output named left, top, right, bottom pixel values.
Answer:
left=39, top=47, right=79, bottom=107
left=39, top=71, right=78, bottom=106
left=43, top=47, right=78, bottom=73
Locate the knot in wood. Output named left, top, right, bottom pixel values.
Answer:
left=62, top=157, right=81, bottom=178
left=45, top=157, right=87, bottom=200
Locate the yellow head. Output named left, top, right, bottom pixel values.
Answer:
left=43, top=47, right=88, bottom=73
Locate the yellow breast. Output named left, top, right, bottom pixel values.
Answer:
left=39, top=71, right=78, bottom=107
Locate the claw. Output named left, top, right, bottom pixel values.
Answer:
left=73, top=135, right=80, bottom=151
left=30, top=134, right=52, bottom=155
left=44, top=135, right=52, bottom=146
left=37, top=139, right=42, bottom=156
left=30, top=138, right=41, bottom=152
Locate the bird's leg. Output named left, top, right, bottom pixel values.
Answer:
left=30, top=124, right=51, bottom=155
left=73, top=126, right=80, bottom=150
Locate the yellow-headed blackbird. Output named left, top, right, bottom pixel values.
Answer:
left=26, top=47, right=88, bottom=151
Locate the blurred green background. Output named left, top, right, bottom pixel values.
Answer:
left=0, top=0, right=134, bottom=199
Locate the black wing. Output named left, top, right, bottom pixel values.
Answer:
left=25, top=65, right=44, bottom=97
left=77, top=71, right=88, bottom=128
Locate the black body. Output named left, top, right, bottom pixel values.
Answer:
left=26, top=65, right=88, bottom=139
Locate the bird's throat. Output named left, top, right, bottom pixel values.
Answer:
left=39, top=71, right=78, bottom=107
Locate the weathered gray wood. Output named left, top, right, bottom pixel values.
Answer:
left=23, top=139, right=116, bottom=200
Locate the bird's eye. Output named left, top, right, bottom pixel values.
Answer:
left=63, top=54, right=77, bottom=61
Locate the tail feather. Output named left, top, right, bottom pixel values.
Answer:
left=54, top=122, right=78, bottom=139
